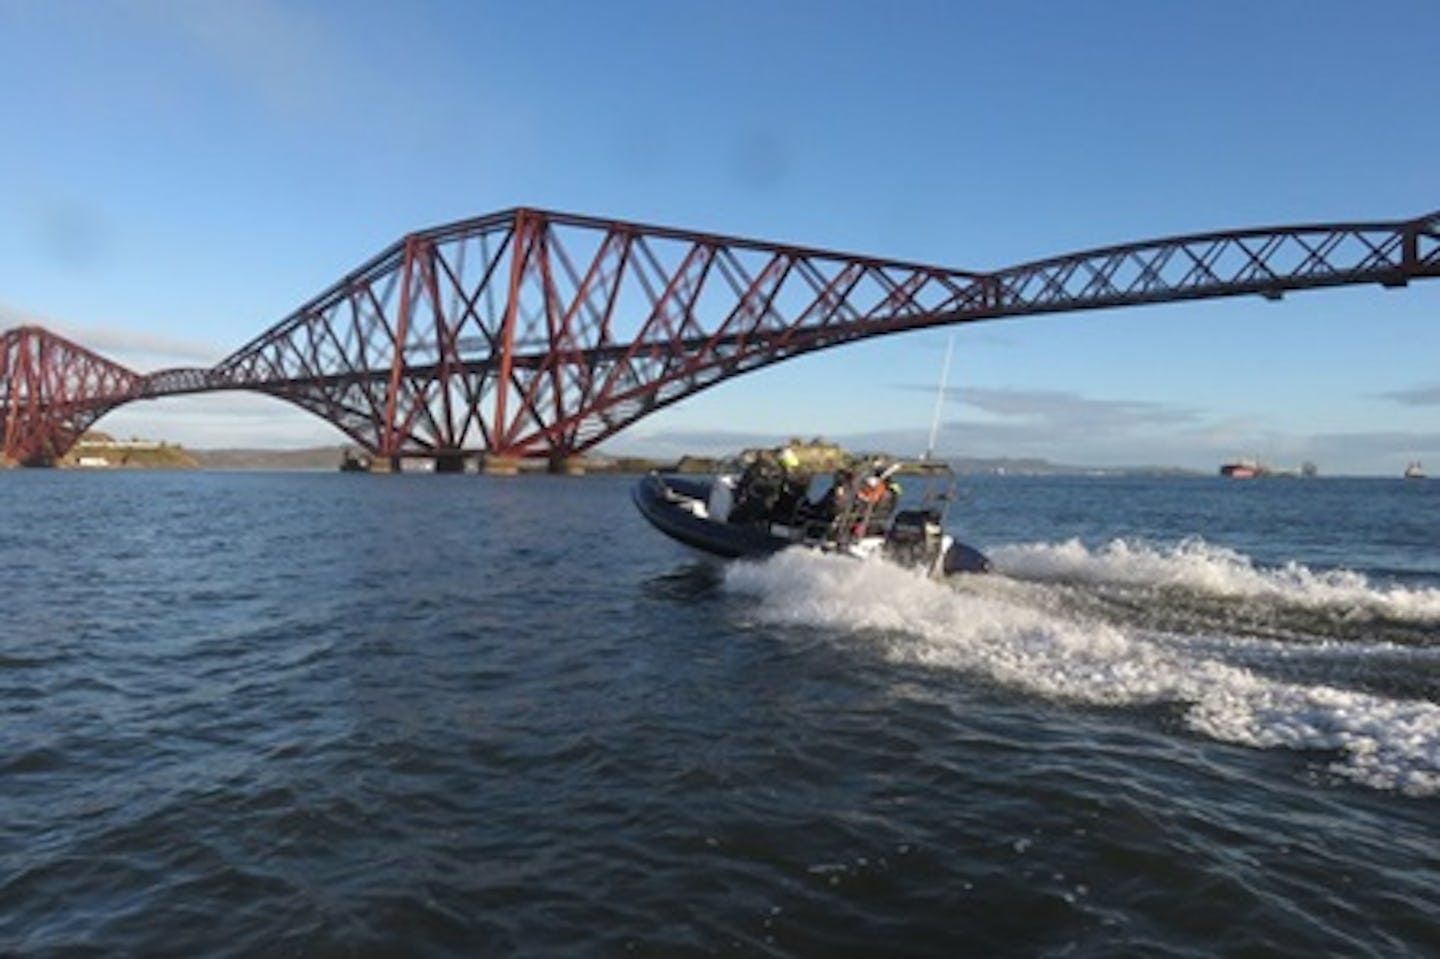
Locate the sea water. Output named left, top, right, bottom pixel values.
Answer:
left=2, top=470, right=1436, bottom=956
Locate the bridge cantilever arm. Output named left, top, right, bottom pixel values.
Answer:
left=1401, top=209, right=1440, bottom=276
left=9, top=204, right=1435, bottom=466
left=984, top=210, right=1439, bottom=317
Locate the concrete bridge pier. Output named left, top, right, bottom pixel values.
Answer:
left=480, top=454, right=520, bottom=476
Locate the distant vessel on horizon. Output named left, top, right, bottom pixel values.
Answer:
left=1220, top=458, right=1265, bottom=478
left=1219, top=458, right=1318, bottom=479
left=1404, top=461, right=1426, bottom=479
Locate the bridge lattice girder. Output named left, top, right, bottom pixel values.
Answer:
left=4, top=208, right=1438, bottom=464
left=1, top=326, right=146, bottom=465
left=201, top=207, right=1440, bottom=462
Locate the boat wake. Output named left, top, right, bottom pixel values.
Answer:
left=991, top=537, right=1440, bottom=626
left=722, top=541, right=1440, bottom=797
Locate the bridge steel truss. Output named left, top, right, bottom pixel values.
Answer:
left=1, top=326, right=146, bottom=466
left=4, top=207, right=1438, bottom=467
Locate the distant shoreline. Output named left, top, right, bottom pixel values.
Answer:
left=52, top=431, right=1346, bottom=477
left=47, top=441, right=1214, bottom=477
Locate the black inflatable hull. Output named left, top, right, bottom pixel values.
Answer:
left=943, top=540, right=992, bottom=575
left=632, top=473, right=792, bottom=559
left=632, top=473, right=991, bottom=574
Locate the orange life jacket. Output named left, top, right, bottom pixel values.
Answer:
left=856, top=478, right=887, bottom=505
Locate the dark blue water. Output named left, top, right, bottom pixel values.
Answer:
left=3, top=471, right=1437, bottom=957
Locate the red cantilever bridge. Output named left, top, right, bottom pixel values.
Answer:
left=4, top=207, right=1438, bottom=470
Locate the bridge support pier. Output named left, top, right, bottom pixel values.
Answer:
left=371, top=456, right=402, bottom=473
left=434, top=453, right=466, bottom=474
left=480, top=454, right=520, bottom=476
left=548, top=455, right=586, bottom=476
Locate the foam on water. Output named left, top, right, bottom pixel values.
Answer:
left=990, top=537, right=1440, bottom=622
left=724, top=546, right=1440, bottom=797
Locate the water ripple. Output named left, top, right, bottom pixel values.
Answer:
left=2, top=473, right=1435, bottom=957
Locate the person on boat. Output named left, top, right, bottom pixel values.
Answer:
left=770, top=446, right=812, bottom=524
left=807, top=466, right=852, bottom=520
left=856, top=474, right=886, bottom=508
left=852, top=466, right=900, bottom=535
left=729, top=450, right=779, bottom=525
left=730, top=446, right=803, bottom=525
left=797, top=465, right=853, bottom=541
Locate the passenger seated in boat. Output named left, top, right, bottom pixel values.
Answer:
left=808, top=467, right=853, bottom=522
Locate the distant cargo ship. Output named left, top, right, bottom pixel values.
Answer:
left=1220, top=459, right=1265, bottom=478
left=1404, top=461, right=1426, bottom=479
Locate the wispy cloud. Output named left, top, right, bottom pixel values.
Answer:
left=130, top=0, right=498, bottom=153
left=614, top=385, right=1212, bottom=467
left=1306, top=428, right=1440, bottom=458
left=1376, top=384, right=1440, bottom=407
left=59, top=325, right=223, bottom=367
left=609, top=417, right=1440, bottom=475
left=609, top=382, right=1440, bottom=475
left=0, top=303, right=31, bottom=329
left=2, top=302, right=224, bottom=366
left=27, top=202, right=113, bottom=272
left=135, top=0, right=348, bottom=122
left=957, top=386, right=1202, bottom=431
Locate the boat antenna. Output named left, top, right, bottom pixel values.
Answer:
left=923, top=333, right=955, bottom=461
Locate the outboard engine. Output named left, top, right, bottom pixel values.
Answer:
left=885, top=508, right=992, bottom=575
left=883, top=509, right=946, bottom=570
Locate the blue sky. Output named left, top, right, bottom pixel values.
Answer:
left=2, top=0, right=1436, bottom=474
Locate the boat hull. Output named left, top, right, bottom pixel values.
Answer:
left=632, top=472, right=990, bottom=575
left=631, top=473, right=794, bottom=559
left=943, top=541, right=992, bottom=575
